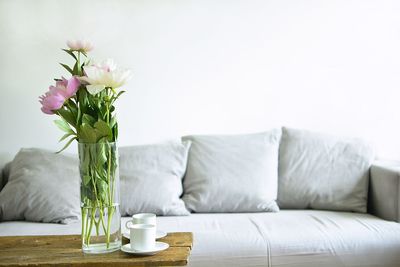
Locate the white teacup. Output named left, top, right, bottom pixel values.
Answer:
left=127, top=223, right=156, bottom=251
left=126, top=213, right=157, bottom=228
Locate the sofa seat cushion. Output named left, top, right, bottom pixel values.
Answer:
left=159, top=211, right=400, bottom=267
left=1, top=211, right=399, bottom=267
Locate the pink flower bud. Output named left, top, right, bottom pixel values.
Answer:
left=66, top=39, right=94, bottom=52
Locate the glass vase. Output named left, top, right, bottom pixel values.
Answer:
left=78, top=142, right=121, bottom=254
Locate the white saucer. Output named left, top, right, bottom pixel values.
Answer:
left=120, top=242, right=169, bottom=255
left=123, top=230, right=167, bottom=240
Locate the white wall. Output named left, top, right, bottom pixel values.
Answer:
left=1, top=0, right=400, bottom=162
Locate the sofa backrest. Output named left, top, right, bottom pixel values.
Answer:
left=0, top=127, right=378, bottom=218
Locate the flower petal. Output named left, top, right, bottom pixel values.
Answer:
left=86, top=84, right=105, bottom=95
left=83, top=66, right=101, bottom=82
left=66, top=76, right=80, bottom=97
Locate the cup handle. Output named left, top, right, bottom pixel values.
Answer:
left=125, top=220, right=134, bottom=229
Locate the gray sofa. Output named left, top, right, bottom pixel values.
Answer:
left=0, top=128, right=400, bottom=267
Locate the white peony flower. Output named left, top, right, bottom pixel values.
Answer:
left=81, top=59, right=132, bottom=95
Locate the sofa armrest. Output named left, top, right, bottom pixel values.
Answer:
left=369, top=160, right=400, bottom=222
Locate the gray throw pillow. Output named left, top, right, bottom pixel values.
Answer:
left=119, top=141, right=191, bottom=216
left=0, top=162, right=10, bottom=191
left=182, top=130, right=281, bottom=213
left=278, top=127, right=375, bottom=213
left=0, top=148, right=80, bottom=224
left=0, top=161, right=12, bottom=191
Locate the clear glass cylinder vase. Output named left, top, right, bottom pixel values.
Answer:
left=78, top=142, right=121, bottom=254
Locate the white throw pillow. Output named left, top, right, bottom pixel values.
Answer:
left=278, top=127, right=375, bottom=213
left=119, top=141, right=191, bottom=216
left=0, top=148, right=80, bottom=224
left=182, top=130, right=281, bottom=213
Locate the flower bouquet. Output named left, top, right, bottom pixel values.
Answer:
left=39, top=40, right=131, bottom=253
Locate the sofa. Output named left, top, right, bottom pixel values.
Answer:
left=1, top=127, right=400, bottom=267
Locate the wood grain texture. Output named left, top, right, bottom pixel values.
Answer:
left=0, top=232, right=193, bottom=267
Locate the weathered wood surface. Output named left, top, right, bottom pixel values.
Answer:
left=0, top=232, right=193, bottom=267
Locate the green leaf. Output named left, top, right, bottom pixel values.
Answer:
left=73, top=62, right=79, bottom=75
left=79, top=123, right=97, bottom=143
left=57, top=108, right=76, bottom=129
left=111, top=90, right=125, bottom=104
left=60, top=63, right=73, bottom=74
left=113, top=122, right=118, bottom=141
left=96, top=144, right=108, bottom=167
left=100, top=105, right=108, bottom=121
left=94, top=120, right=112, bottom=139
left=86, top=107, right=98, bottom=120
left=109, top=117, right=117, bottom=128
left=80, top=145, right=91, bottom=171
left=56, top=137, right=77, bottom=153
left=78, top=90, right=88, bottom=114
left=54, top=119, right=72, bottom=133
left=83, top=175, right=91, bottom=186
left=76, top=106, right=81, bottom=125
left=96, top=179, right=108, bottom=201
left=116, top=90, right=125, bottom=98
left=59, top=132, right=74, bottom=142
left=82, top=114, right=96, bottom=126
left=62, top=49, right=77, bottom=60
left=67, top=101, right=78, bottom=117
left=96, top=163, right=108, bottom=179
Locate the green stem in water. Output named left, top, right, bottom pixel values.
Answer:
left=105, top=144, right=113, bottom=247
left=84, top=208, right=89, bottom=244
left=107, top=146, right=112, bottom=206
left=81, top=207, right=87, bottom=245
left=106, top=206, right=115, bottom=247
left=86, top=207, right=95, bottom=245
left=98, top=205, right=108, bottom=235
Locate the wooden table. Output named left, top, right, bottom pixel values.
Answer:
left=0, top=232, right=193, bottom=267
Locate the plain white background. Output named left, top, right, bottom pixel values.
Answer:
left=1, top=0, right=400, bottom=162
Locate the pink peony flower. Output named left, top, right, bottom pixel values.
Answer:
left=39, top=92, right=65, bottom=114
left=39, top=76, right=80, bottom=115
left=53, top=76, right=80, bottom=99
left=66, top=39, right=94, bottom=52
